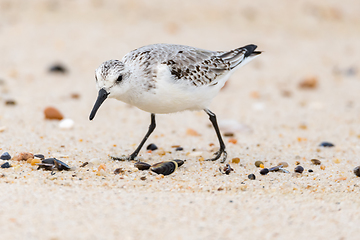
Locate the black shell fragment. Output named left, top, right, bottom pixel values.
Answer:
left=173, top=159, right=185, bottom=167
left=319, top=142, right=334, bottom=147
left=34, top=154, right=45, bottom=160
left=151, top=161, right=178, bottom=175
left=1, top=162, right=11, bottom=168
left=134, top=161, right=151, bottom=171
left=37, top=158, right=70, bottom=171
left=0, top=152, right=11, bottom=160
left=146, top=143, right=158, bottom=151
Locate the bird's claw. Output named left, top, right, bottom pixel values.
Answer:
left=206, top=149, right=227, bottom=163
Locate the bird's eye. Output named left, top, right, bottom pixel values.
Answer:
left=116, top=75, right=123, bottom=83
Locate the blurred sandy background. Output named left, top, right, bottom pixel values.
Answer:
left=1, top=0, right=360, bottom=239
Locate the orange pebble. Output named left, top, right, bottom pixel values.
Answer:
left=98, top=164, right=106, bottom=171
left=30, top=159, right=41, bottom=166
left=44, top=106, right=64, bottom=120
left=320, top=165, right=326, bottom=170
left=186, top=128, right=199, bottom=136
left=228, top=138, right=237, bottom=144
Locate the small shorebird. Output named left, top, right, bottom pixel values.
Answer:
left=90, top=43, right=261, bottom=162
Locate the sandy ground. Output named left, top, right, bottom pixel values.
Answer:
left=1, top=0, right=360, bottom=239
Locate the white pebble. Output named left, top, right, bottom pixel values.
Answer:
left=59, top=118, right=74, bottom=129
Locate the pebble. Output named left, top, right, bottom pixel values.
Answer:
left=353, top=166, right=360, bottom=177
left=1, top=162, right=11, bottom=168
left=319, top=142, right=334, bottom=147
left=259, top=168, right=269, bottom=175
left=269, top=166, right=280, bottom=172
left=308, top=169, right=314, bottom=172
left=5, top=99, right=16, bottom=105
left=140, top=176, right=147, bottom=181
left=13, top=152, right=34, bottom=161
left=114, top=168, right=124, bottom=175
left=80, top=162, right=89, bottom=167
left=49, top=64, right=68, bottom=74
left=44, top=107, right=64, bottom=120
left=223, top=132, right=234, bottom=137
left=311, top=159, right=321, bottom=165
left=255, top=161, right=263, bottom=168
left=277, top=162, right=289, bottom=167
left=0, top=152, right=11, bottom=160
left=248, top=173, right=256, bottom=180
left=175, top=147, right=183, bottom=151
left=231, top=158, right=240, bottom=164
left=294, top=166, right=304, bottom=173
left=59, top=118, right=74, bottom=129
left=299, top=76, right=318, bottom=89
left=146, top=143, right=158, bottom=151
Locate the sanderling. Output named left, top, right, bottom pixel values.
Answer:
left=90, top=43, right=261, bottom=163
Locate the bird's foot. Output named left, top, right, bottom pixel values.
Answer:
left=110, top=155, right=138, bottom=161
left=206, top=149, right=227, bottom=163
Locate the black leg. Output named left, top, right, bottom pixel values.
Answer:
left=129, top=113, right=156, bottom=160
left=204, top=109, right=227, bottom=163
left=112, top=113, right=156, bottom=161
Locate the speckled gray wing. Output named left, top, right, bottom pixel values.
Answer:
left=123, top=44, right=258, bottom=87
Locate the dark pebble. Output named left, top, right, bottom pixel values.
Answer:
left=259, top=168, right=269, bottom=175
left=146, top=143, right=158, bottom=151
left=354, top=166, right=360, bottom=177
left=1, top=162, right=11, bottom=168
left=248, top=173, right=256, bottom=180
left=173, top=159, right=185, bottom=167
left=311, top=159, right=321, bottom=165
left=5, top=100, right=16, bottom=105
left=294, top=165, right=304, bottom=173
left=308, top=169, right=314, bottom=172
left=34, top=154, right=45, bottom=160
left=0, top=152, right=11, bottom=160
left=255, top=160, right=264, bottom=168
left=80, top=162, right=89, bottom=167
left=114, top=168, right=124, bottom=175
left=223, top=132, right=234, bottom=137
left=175, top=147, right=184, bottom=151
left=49, top=64, right=68, bottom=74
left=319, top=142, right=334, bottom=147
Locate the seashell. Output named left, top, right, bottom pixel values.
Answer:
left=37, top=158, right=70, bottom=171
left=151, top=161, right=178, bottom=175
left=134, top=161, right=151, bottom=170
left=173, top=159, right=185, bottom=167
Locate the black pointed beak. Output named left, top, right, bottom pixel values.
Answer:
left=89, top=88, right=109, bottom=120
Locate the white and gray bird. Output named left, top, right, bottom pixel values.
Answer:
left=90, top=43, right=261, bottom=162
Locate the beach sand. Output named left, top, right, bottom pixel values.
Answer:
left=1, top=0, right=360, bottom=239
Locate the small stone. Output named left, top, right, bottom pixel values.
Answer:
left=186, top=128, right=200, bottom=136
left=277, top=162, right=289, bottom=167
left=70, top=93, right=80, bottom=99
left=311, top=159, right=321, bottom=165
left=98, top=164, right=106, bottom=171
left=319, top=142, right=334, bottom=147
left=13, top=152, right=34, bottom=161
left=140, top=176, right=147, bottom=181
left=353, top=166, right=360, bottom=177
left=295, top=161, right=301, bottom=165
left=260, top=168, right=269, bottom=175
left=175, top=147, right=183, bottom=151
left=1, top=162, right=11, bottom=168
left=231, top=158, right=240, bottom=164
left=49, top=64, right=68, bottom=74
left=308, top=169, right=314, bottom=172
left=146, top=143, right=158, bottom=151
left=255, top=161, right=264, bottom=168
left=44, top=107, right=64, bottom=120
left=114, top=168, right=124, bottom=175
left=59, top=118, right=74, bottom=129
left=294, top=166, right=304, bottom=173
left=5, top=100, right=16, bottom=105
left=248, top=173, right=256, bottom=180
left=320, top=165, right=326, bottom=170
left=223, top=132, right=234, bottom=137
left=299, top=76, right=318, bottom=89
left=0, top=152, right=11, bottom=160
